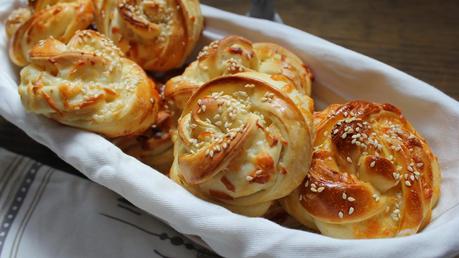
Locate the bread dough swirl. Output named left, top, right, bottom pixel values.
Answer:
left=170, top=72, right=312, bottom=216
left=7, top=0, right=95, bottom=66
left=164, top=35, right=313, bottom=112
left=281, top=101, right=441, bottom=238
left=18, top=30, right=160, bottom=137
left=113, top=105, right=174, bottom=173
left=94, top=0, right=203, bottom=71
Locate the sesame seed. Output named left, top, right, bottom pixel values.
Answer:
left=338, top=211, right=344, bottom=218
left=410, top=175, right=415, bottom=181
left=392, top=172, right=400, bottom=180
left=407, top=166, right=414, bottom=172
left=317, top=186, right=325, bottom=193
left=299, top=195, right=303, bottom=201
left=333, top=129, right=339, bottom=134
left=372, top=194, right=380, bottom=202
left=310, top=187, right=318, bottom=192
left=347, top=197, right=356, bottom=202
left=405, top=180, right=412, bottom=187
left=304, top=181, right=309, bottom=187
left=370, top=160, right=376, bottom=168
left=246, top=176, right=253, bottom=181
left=416, top=163, right=423, bottom=168
left=342, top=192, right=347, bottom=199
left=348, top=207, right=355, bottom=215
left=341, top=133, right=348, bottom=139
left=346, top=156, right=352, bottom=163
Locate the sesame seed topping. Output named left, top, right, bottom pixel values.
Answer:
left=346, top=156, right=352, bottom=163
left=405, top=180, right=412, bottom=187
left=370, top=160, right=376, bottom=168
left=347, top=197, right=356, bottom=202
left=338, top=211, right=344, bottom=218
left=246, top=175, right=253, bottom=181
left=317, top=186, right=325, bottom=193
left=342, top=192, right=347, bottom=200
left=348, top=207, right=355, bottom=215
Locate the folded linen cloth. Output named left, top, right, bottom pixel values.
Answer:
left=1, top=1, right=459, bottom=257
left=0, top=148, right=216, bottom=258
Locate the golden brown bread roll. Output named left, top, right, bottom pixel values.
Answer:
left=169, top=71, right=313, bottom=216
left=113, top=104, right=175, bottom=174
left=7, top=0, right=95, bottom=66
left=281, top=100, right=441, bottom=238
left=18, top=30, right=160, bottom=137
left=94, top=0, right=203, bottom=72
left=164, top=35, right=313, bottom=112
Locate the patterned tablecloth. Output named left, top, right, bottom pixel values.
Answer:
left=0, top=148, right=218, bottom=258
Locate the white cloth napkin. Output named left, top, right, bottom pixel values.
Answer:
left=0, top=147, right=216, bottom=258
left=1, top=1, right=459, bottom=257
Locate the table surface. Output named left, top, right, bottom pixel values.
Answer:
left=1, top=0, right=458, bottom=176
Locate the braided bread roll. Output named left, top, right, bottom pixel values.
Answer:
left=7, top=0, right=94, bottom=66
left=94, top=0, right=203, bottom=72
left=18, top=30, right=160, bottom=138
left=170, top=72, right=313, bottom=216
left=113, top=105, right=175, bottom=174
left=281, top=101, right=441, bottom=238
left=164, top=35, right=313, bottom=112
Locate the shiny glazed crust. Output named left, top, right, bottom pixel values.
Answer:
left=18, top=30, right=160, bottom=137
left=170, top=72, right=313, bottom=216
left=164, top=35, right=313, bottom=112
left=8, top=0, right=95, bottom=66
left=94, top=0, right=203, bottom=72
left=281, top=100, right=441, bottom=238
